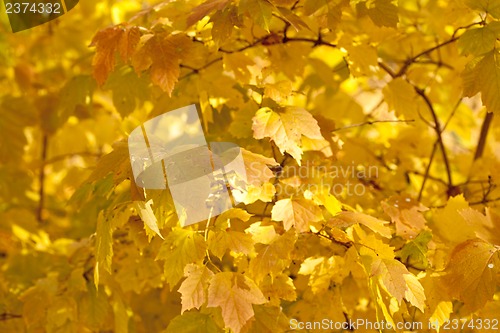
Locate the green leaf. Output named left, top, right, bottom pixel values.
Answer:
left=0, top=97, right=37, bottom=163
left=366, top=0, right=399, bottom=28
left=458, top=22, right=500, bottom=56
left=58, top=75, right=95, bottom=123
left=465, top=0, right=500, bottom=18
left=239, top=0, right=274, bottom=32
left=398, top=230, right=432, bottom=269
left=104, top=66, right=149, bottom=118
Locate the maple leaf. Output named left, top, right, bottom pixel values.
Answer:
left=87, top=141, right=132, bottom=185
left=239, top=0, right=274, bottom=32
left=329, top=211, right=392, bottom=238
left=208, top=230, right=254, bottom=259
left=271, top=198, right=323, bottom=233
left=252, top=106, right=323, bottom=164
left=249, top=230, right=296, bottom=283
left=458, top=22, right=500, bottom=57
left=156, top=228, right=207, bottom=288
left=462, top=50, right=500, bottom=114
left=444, top=238, right=500, bottom=311
left=240, top=149, right=278, bottom=186
left=465, top=0, right=500, bottom=19
left=381, top=195, right=428, bottom=239
left=207, top=272, right=266, bottom=333
left=431, top=195, right=476, bottom=244
left=90, top=26, right=141, bottom=85
left=187, top=0, right=230, bottom=26
left=134, top=200, right=163, bottom=239
left=178, top=264, right=214, bottom=313
left=132, top=33, right=192, bottom=95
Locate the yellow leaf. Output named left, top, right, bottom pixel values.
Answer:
left=330, top=211, right=392, bottom=238
left=244, top=305, right=290, bottom=333
left=245, top=222, right=277, bottom=245
left=239, top=0, right=274, bottom=32
left=87, top=141, right=132, bottom=185
left=444, top=238, right=500, bottom=311
left=134, top=200, right=164, bottom=240
left=383, top=78, right=419, bottom=118
left=241, top=149, right=278, bottom=186
left=431, top=194, right=476, bottom=244
left=462, top=50, right=500, bottom=114
left=260, top=274, right=296, bottom=305
left=178, top=264, right=214, bottom=313
left=371, top=257, right=408, bottom=302
left=252, top=106, right=323, bottom=164
left=271, top=198, right=323, bottom=233
left=223, top=52, right=255, bottom=82
left=208, top=230, right=254, bottom=259
left=211, top=6, right=238, bottom=47
left=207, top=272, right=266, bottom=333
left=249, top=230, right=296, bottom=282
left=403, top=274, right=426, bottom=312
left=156, top=228, right=207, bottom=288
left=94, top=212, right=113, bottom=287
left=344, top=43, right=379, bottom=76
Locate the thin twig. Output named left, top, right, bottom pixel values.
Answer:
left=414, top=87, right=453, bottom=191
left=418, top=141, right=438, bottom=201
left=37, top=135, right=48, bottom=223
left=332, top=119, right=415, bottom=132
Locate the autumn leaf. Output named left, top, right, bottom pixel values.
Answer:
left=132, top=33, right=192, bottom=95
left=249, top=230, right=296, bottom=283
left=381, top=195, right=428, bottom=239
left=462, top=50, right=500, bottom=114
left=134, top=200, right=163, bottom=239
left=444, top=238, right=500, bottom=311
left=90, top=26, right=140, bottom=85
left=252, top=106, right=323, bottom=164
left=178, top=264, right=214, bottom=313
left=94, top=212, right=113, bottom=287
left=207, top=272, right=266, bottom=333
left=329, top=211, right=392, bottom=238
left=156, top=228, right=207, bottom=288
left=271, top=198, right=323, bottom=233
left=187, top=0, right=230, bottom=26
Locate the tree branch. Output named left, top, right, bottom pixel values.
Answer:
left=37, top=135, right=48, bottom=223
